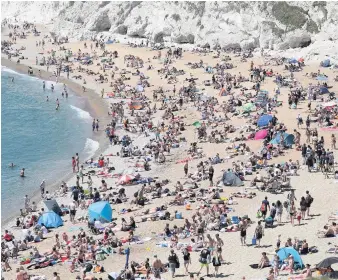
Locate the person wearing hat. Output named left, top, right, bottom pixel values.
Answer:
left=168, top=249, right=179, bottom=278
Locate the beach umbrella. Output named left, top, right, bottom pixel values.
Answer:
left=316, top=76, right=328, bottom=81
left=88, top=201, right=112, bottom=223
left=254, top=129, right=268, bottom=140
left=118, top=174, right=135, bottom=185
left=193, top=121, right=201, bottom=128
left=316, top=257, right=338, bottom=268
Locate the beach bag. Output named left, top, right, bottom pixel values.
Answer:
left=260, top=203, right=266, bottom=212
left=199, top=257, right=207, bottom=264
left=256, top=210, right=262, bottom=218
left=252, top=236, right=257, bottom=245
left=176, top=262, right=180, bottom=268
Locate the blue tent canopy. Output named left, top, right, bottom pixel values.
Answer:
left=270, top=132, right=294, bottom=146
left=38, top=212, right=63, bottom=228
left=222, top=172, right=244, bottom=186
left=88, top=201, right=112, bottom=223
left=289, top=58, right=297, bottom=64
left=321, top=59, right=330, bottom=67
left=320, top=87, right=330, bottom=94
left=257, top=115, right=273, bottom=127
left=277, top=247, right=304, bottom=269
left=316, top=76, right=328, bottom=81
left=106, top=39, right=114, bottom=44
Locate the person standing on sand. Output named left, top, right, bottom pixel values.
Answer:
left=92, top=119, right=96, bottom=132
left=331, top=134, right=336, bottom=150
left=239, top=218, right=248, bottom=245
left=72, top=156, right=76, bottom=173
left=208, top=165, right=214, bottom=186
left=40, top=180, right=45, bottom=198
left=69, top=200, right=76, bottom=223
left=184, top=162, right=189, bottom=177
left=75, top=153, right=80, bottom=172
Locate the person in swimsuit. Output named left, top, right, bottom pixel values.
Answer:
left=215, top=234, right=224, bottom=262
left=20, top=168, right=25, bottom=177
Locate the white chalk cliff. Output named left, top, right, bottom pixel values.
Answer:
left=2, top=1, right=338, bottom=59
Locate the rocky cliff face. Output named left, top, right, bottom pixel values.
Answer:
left=2, top=1, right=338, bottom=52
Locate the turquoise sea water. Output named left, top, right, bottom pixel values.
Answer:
left=1, top=68, right=99, bottom=219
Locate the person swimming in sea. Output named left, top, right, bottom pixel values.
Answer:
left=9, top=76, right=14, bottom=82
left=46, top=96, right=49, bottom=102
left=51, top=84, right=54, bottom=92
left=42, top=81, right=45, bottom=90
left=56, top=98, right=60, bottom=110
left=8, top=163, right=16, bottom=168
left=20, top=168, right=25, bottom=177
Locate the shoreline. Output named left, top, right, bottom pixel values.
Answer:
left=1, top=58, right=111, bottom=226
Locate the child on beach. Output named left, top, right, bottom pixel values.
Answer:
left=296, top=208, right=302, bottom=226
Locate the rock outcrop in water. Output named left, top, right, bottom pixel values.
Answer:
left=2, top=1, right=338, bottom=53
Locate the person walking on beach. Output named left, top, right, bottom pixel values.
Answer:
left=182, top=248, right=191, bottom=275
left=92, top=119, right=96, bottom=132
left=75, top=153, right=79, bottom=172
left=40, top=179, right=45, bottom=198
left=260, top=196, right=270, bottom=219
left=168, top=249, right=179, bottom=278
left=24, top=195, right=30, bottom=212
left=95, top=119, right=99, bottom=131
left=208, top=165, right=214, bottom=186
left=305, top=191, right=313, bottom=218
left=254, top=221, right=264, bottom=247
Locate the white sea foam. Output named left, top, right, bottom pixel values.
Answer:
left=1, top=66, right=24, bottom=76
left=69, top=105, right=92, bottom=121
left=83, top=138, right=99, bottom=158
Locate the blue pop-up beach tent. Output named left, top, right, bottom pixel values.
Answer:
left=257, top=115, right=273, bottom=127
left=320, top=87, right=330, bottom=94
left=38, top=212, right=63, bottom=228
left=222, top=171, right=244, bottom=186
left=88, top=201, right=112, bottom=223
left=321, top=59, right=330, bottom=67
left=270, top=132, right=294, bottom=146
left=277, top=247, right=304, bottom=269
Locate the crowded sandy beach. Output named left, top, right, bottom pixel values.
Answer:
left=1, top=19, right=338, bottom=280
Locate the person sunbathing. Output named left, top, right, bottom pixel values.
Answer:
left=258, top=252, right=270, bottom=269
